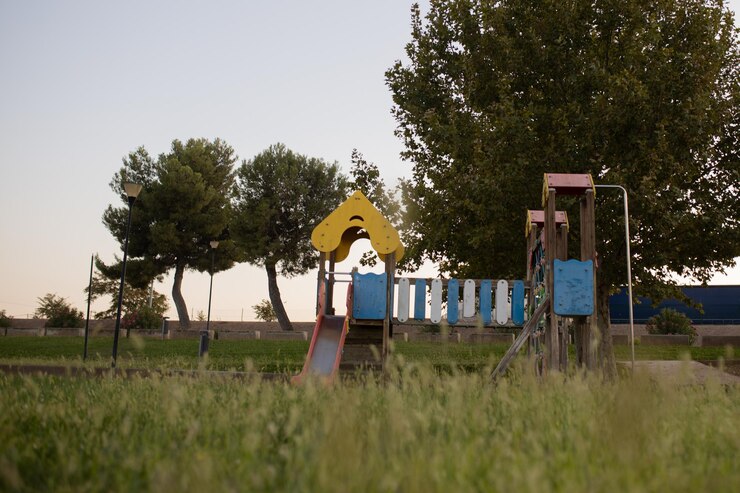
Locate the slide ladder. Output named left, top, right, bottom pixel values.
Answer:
left=491, top=298, right=550, bottom=381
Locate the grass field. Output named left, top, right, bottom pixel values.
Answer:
left=0, top=364, right=738, bottom=492
left=0, top=337, right=738, bottom=491
left=0, top=336, right=732, bottom=373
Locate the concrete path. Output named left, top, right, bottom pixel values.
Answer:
left=0, top=364, right=289, bottom=381
left=623, top=360, right=740, bottom=385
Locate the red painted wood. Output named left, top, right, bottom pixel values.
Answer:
left=545, top=173, right=593, bottom=195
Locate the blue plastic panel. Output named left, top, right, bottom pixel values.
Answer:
left=414, top=279, right=426, bottom=320
left=512, top=280, right=525, bottom=325
left=480, top=280, right=492, bottom=325
left=352, top=272, right=387, bottom=320
left=447, top=279, right=459, bottom=324
left=553, top=260, right=594, bottom=316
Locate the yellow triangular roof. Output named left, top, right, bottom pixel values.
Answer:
left=311, top=190, right=404, bottom=262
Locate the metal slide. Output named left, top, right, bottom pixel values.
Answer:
left=292, top=283, right=352, bottom=383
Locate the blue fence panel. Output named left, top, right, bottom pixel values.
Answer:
left=480, top=280, right=492, bottom=325
left=414, top=279, right=426, bottom=321
left=512, top=280, right=525, bottom=325
left=447, top=279, right=459, bottom=325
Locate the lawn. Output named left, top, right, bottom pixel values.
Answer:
left=0, top=336, right=732, bottom=373
left=0, top=365, right=738, bottom=492
left=0, top=336, right=738, bottom=492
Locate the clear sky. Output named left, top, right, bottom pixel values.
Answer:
left=1, top=1, right=738, bottom=322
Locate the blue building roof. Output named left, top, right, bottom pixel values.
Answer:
left=609, top=285, right=740, bottom=324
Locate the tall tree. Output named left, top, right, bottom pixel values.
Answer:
left=102, top=138, right=240, bottom=329
left=232, top=143, right=349, bottom=331
left=387, top=0, right=739, bottom=372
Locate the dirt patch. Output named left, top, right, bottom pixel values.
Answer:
left=699, top=359, right=740, bottom=377
left=625, top=360, right=740, bottom=385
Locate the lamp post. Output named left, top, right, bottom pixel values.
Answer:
left=199, top=240, right=219, bottom=357
left=594, top=184, right=635, bottom=372
left=83, top=254, right=94, bottom=360
left=111, top=182, right=142, bottom=369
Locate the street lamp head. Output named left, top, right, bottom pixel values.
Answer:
left=210, top=240, right=220, bottom=249
left=123, top=182, right=143, bottom=205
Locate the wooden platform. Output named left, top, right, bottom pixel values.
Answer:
left=340, top=323, right=384, bottom=370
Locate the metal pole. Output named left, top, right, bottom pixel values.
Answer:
left=83, top=254, right=94, bottom=360
left=161, top=316, right=169, bottom=340
left=200, top=247, right=215, bottom=357
left=111, top=200, right=134, bottom=368
left=594, top=184, right=635, bottom=372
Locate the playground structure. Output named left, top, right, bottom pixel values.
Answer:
left=492, top=174, right=598, bottom=378
left=295, top=173, right=599, bottom=381
left=293, top=190, right=403, bottom=381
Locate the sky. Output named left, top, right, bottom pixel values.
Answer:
left=1, top=1, right=738, bottom=323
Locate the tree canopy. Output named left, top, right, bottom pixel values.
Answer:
left=349, top=149, right=403, bottom=266
left=35, top=294, right=84, bottom=328
left=86, top=256, right=168, bottom=320
left=232, top=143, right=349, bottom=331
left=102, top=138, right=240, bottom=328
left=387, top=0, right=739, bottom=368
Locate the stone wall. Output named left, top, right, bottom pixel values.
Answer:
left=2, top=319, right=738, bottom=346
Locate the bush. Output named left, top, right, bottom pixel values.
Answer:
left=645, top=308, right=697, bottom=344
left=252, top=299, right=277, bottom=322
left=0, top=309, right=12, bottom=328
left=35, top=294, right=84, bottom=328
left=121, top=306, right=161, bottom=332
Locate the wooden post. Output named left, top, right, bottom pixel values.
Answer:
left=556, top=223, right=568, bottom=260
left=580, top=190, right=597, bottom=369
left=544, top=188, right=560, bottom=371
left=526, top=223, right=538, bottom=357
left=316, top=252, right=326, bottom=316
left=383, top=252, right=396, bottom=366
left=556, top=223, right=570, bottom=370
left=327, top=251, right=336, bottom=315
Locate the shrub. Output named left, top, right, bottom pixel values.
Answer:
left=253, top=299, right=277, bottom=322
left=121, top=305, right=161, bottom=332
left=0, top=309, right=12, bottom=328
left=645, top=308, right=697, bottom=344
left=35, top=294, right=84, bottom=328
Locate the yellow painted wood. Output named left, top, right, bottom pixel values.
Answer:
left=311, top=190, right=404, bottom=262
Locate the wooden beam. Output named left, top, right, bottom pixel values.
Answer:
left=556, top=223, right=569, bottom=371
left=316, top=252, right=326, bottom=316
left=491, top=297, right=551, bottom=381
left=545, top=188, right=560, bottom=371
left=383, top=252, right=396, bottom=366
left=327, top=251, right=336, bottom=315
left=580, top=190, right=597, bottom=370
left=526, top=224, right=538, bottom=357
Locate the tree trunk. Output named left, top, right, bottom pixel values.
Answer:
left=172, top=262, right=190, bottom=329
left=266, top=263, right=294, bottom=331
left=596, top=279, right=617, bottom=379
